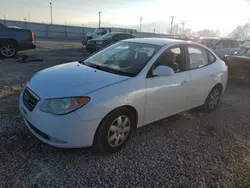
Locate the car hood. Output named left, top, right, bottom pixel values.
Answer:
left=27, top=62, right=129, bottom=99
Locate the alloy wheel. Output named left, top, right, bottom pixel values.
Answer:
left=107, top=115, right=131, bottom=147
left=0, top=44, right=16, bottom=57
left=208, top=88, right=220, bottom=109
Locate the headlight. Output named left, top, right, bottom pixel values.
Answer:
left=96, top=41, right=103, bottom=45
left=40, top=96, right=90, bottom=115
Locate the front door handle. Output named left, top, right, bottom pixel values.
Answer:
left=181, top=81, right=188, bottom=85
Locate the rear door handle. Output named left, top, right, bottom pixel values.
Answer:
left=181, top=81, right=188, bottom=85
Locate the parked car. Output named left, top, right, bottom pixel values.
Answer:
left=222, top=46, right=250, bottom=80
left=19, top=38, right=228, bottom=153
left=85, top=32, right=135, bottom=53
left=197, top=37, right=240, bottom=59
left=197, top=37, right=220, bottom=47
left=211, top=39, right=240, bottom=59
left=0, top=22, right=36, bottom=58
left=82, top=27, right=137, bottom=45
left=240, top=40, right=250, bottom=47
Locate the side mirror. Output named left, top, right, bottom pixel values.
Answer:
left=152, top=66, right=174, bottom=77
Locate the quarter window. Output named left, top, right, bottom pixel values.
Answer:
left=206, top=50, right=216, bottom=64
left=188, top=47, right=208, bottom=69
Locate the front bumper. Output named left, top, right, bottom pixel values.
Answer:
left=19, top=90, right=101, bottom=148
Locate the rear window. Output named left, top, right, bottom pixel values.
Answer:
left=200, top=39, right=218, bottom=47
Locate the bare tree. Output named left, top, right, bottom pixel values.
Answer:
left=195, top=29, right=220, bottom=37
left=230, top=23, right=250, bottom=40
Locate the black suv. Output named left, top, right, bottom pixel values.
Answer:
left=86, top=32, right=134, bottom=53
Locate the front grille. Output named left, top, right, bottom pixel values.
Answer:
left=23, top=88, right=39, bottom=111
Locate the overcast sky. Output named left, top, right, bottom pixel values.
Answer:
left=1, top=0, right=250, bottom=33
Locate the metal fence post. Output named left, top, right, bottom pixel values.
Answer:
left=82, top=24, right=85, bottom=37
left=65, top=22, right=67, bottom=38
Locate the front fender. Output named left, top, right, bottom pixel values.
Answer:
left=76, top=77, right=146, bottom=127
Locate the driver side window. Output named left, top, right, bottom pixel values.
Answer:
left=153, top=46, right=184, bottom=73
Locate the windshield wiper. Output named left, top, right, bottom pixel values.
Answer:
left=85, top=63, right=133, bottom=77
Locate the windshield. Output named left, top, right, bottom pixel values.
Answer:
left=84, top=42, right=160, bottom=77
left=200, top=39, right=218, bottom=47
left=234, top=47, right=250, bottom=57
left=100, top=33, right=114, bottom=39
left=93, top=28, right=105, bottom=35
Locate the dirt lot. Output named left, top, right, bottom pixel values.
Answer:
left=0, top=41, right=250, bottom=187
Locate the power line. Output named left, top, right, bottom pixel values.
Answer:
left=170, top=15, right=175, bottom=35
left=139, top=17, right=143, bottom=32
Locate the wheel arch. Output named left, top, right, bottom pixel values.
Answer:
left=212, top=83, right=223, bottom=92
left=0, top=38, right=19, bottom=50
left=99, top=105, right=138, bottom=128
left=93, top=105, right=139, bottom=151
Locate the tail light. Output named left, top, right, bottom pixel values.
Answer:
left=30, top=32, right=34, bottom=41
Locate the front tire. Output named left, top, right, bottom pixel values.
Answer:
left=0, top=42, right=17, bottom=58
left=94, top=107, right=136, bottom=153
left=203, top=86, right=222, bottom=113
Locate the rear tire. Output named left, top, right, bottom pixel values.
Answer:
left=203, top=85, right=222, bottom=113
left=0, top=41, right=17, bottom=58
left=94, top=107, right=136, bottom=153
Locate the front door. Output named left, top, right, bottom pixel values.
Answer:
left=144, top=46, right=191, bottom=124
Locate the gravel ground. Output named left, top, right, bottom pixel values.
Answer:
left=1, top=42, right=250, bottom=187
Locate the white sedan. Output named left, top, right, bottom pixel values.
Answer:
left=19, top=38, right=228, bottom=153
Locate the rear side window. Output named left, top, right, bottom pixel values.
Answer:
left=187, top=46, right=208, bottom=69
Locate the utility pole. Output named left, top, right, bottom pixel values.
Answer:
left=4, top=15, right=6, bottom=20
left=98, top=11, right=102, bottom=28
left=50, top=2, right=53, bottom=24
left=28, top=13, right=31, bottom=22
left=181, top=21, right=187, bottom=36
left=170, top=15, right=175, bottom=35
left=154, top=28, right=156, bottom=33
left=139, top=17, right=143, bottom=32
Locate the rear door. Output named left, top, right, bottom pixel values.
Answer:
left=185, top=45, right=218, bottom=107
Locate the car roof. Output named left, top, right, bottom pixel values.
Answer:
left=124, top=38, right=193, bottom=46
